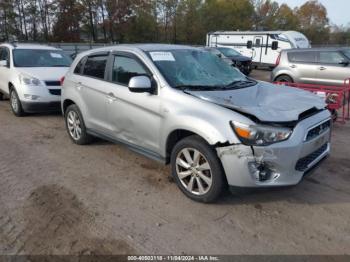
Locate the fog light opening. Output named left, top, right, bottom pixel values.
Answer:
left=24, top=94, right=40, bottom=101
left=248, top=161, right=279, bottom=182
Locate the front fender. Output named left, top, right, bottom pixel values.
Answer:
left=159, top=114, right=241, bottom=157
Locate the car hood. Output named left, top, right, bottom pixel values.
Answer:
left=227, top=55, right=252, bottom=62
left=16, top=67, right=69, bottom=81
left=186, top=81, right=326, bottom=122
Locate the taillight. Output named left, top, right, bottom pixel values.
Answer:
left=276, top=53, right=281, bottom=66
left=60, top=76, right=65, bottom=86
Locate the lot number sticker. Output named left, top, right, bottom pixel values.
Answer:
left=150, top=52, right=175, bottom=62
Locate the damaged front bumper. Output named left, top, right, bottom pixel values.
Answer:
left=216, top=111, right=331, bottom=188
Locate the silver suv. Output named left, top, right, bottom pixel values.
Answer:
left=62, top=44, right=331, bottom=202
left=272, top=48, right=350, bottom=86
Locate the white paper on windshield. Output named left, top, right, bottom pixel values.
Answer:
left=50, top=53, right=63, bottom=58
left=150, top=52, right=175, bottom=62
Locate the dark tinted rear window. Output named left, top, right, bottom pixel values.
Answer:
left=288, top=51, right=316, bottom=63
left=83, top=55, right=108, bottom=79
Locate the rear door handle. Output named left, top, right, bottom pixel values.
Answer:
left=319, top=67, right=327, bottom=71
left=290, top=64, right=297, bottom=68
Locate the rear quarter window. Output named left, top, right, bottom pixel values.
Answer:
left=288, top=51, right=316, bottom=63
left=74, top=57, right=86, bottom=74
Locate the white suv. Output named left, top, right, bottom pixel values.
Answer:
left=0, top=43, right=72, bottom=116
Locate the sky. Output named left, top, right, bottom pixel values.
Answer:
left=275, top=0, right=350, bottom=26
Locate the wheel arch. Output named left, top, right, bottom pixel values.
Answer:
left=274, top=73, right=294, bottom=82
left=8, top=82, right=15, bottom=92
left=62, top=99, right=76, bottom=114
left=164, top=127, right=230, bottom=164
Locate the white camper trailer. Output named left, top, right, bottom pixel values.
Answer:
left=206, top=31, right=310, bottom=68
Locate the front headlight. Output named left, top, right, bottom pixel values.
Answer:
left=19, top=73, right=42, bottom=86
left=231, top=121, right=292, bottom=146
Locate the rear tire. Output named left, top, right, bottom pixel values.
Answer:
left=171, top=135, right=226, bottom=203
left=65, top=104, right=92, bottom=145
left=9, top=89, right=25, bottom=117
left=0, top=92, right=4, bottom=101
left=275, top=75, right=293, bottom=83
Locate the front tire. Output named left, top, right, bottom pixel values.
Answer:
left=10, top=89, right=25, bottom=117
left=171, top=135, right=226, bottom=203
left=65, top=104, right=92, bottom=145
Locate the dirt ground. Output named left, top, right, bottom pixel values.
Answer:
left=0, top=70, right=350, bottom=255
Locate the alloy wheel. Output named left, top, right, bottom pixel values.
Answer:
left=67, top=111, right=82, bottom=141
left=10, top=91, right=19, bottom=113
left=175, top=148, right=212, bottom=195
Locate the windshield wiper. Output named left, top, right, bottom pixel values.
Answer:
left=174, top=85, right=221, bottom=91
left=51, top=64, right=70, bottom=67
left=175, top=78, right=257, bottom=91
left=224, top=79, right=257, bottom=89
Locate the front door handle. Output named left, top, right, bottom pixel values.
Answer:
left=319, top=66, right=327, bottom=71
left=106, top=92, right=118, bottom=101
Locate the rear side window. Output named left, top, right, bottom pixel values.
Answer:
left=288, top=51, right=316, bottom=63
left=112, top=55, right=148, bottom=85
left=83, top=55, right=108, bottom=80
left=319, top=51, right=344, bottom=64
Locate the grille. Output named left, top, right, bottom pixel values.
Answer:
left=295, top=143, right=328, bottom=172
left=305, top=120, right=331, bottom=141
left=45, top=81, right=61, bottom=86
left=49, top=89, right=61, bottom=96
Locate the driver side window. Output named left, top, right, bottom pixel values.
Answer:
left=112, top=55, right=148, bottom=85
left=319, top=51, right=344, bottom=64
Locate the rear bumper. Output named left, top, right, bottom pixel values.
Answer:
left=22, top=101, right=61, bottom=113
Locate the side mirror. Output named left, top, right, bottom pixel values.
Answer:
left=247, top=41, right=253, bottom=49
left=339, top=59, right=349, bottom=66
left=0, top=60, right=8, bottom=67
left=128, top=75, right=153, bottom=93
left=217, top=53, right=222, bottom=58
left=272, top=41, right=279, bottom=50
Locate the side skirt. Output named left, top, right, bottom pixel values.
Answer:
left=87, top=129, right=167, bottom=164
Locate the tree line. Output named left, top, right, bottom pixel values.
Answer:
left=0, top=0, right=349, bottom=45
